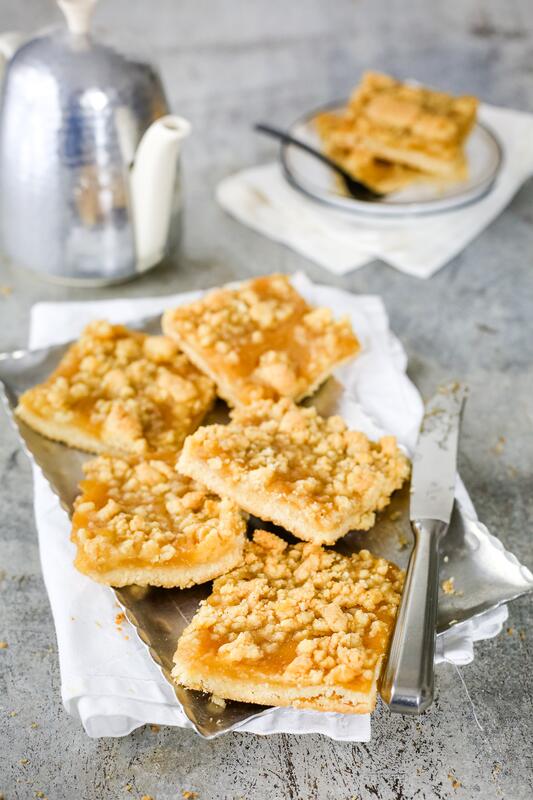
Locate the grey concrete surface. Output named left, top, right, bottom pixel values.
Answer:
left=0, top=1, right=532, bottom=798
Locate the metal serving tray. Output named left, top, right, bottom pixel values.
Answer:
left=1, top=321, right=532, bottom=737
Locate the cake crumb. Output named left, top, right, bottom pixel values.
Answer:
left=115, top=612, right=125, bottom=627
left=492, top=436, right=506, bottom=455
left=506, top=627, right=515, bottom=635
left=0, top=641, right=8, bottom=649
left=182, top=792, right=198, bottom=799
left=31, top=722, right=39, bottom=729
left=35, top=793, right=46, bottom=799
left=519, top=629, right=526, bottom=641
left=149, top=724, right=160, bottom=733
left=396, top=533, right=409, bottom=550
left=8, top=710, right=17, bottom=717
left=209, top=694, right=226, bottom=708
left=448, top=773, right=462, bottom=790
left=442, top=578, right=455, bottom=595
left=0, top=285, right=12, bottom=297
left=19, top=758, right=29, bottom=765
left=140, top=795, right=154, bottom=800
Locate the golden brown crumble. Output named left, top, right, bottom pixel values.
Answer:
left=16, top=321, right=215, bottom=456
left=492, top=436, right=506, bottom=455
left=72, top=454, right=246, bottom=579
left=441, top=577, right=456, bottom=595
left=209, top=694, right=226, bottom=708
left=173, top=530, right=403, bottom=696
left=178, top=398, right=410, bottom=544
left=447, top=773, right=462, bottom=791
left=162, top=274, right=360, bottom=406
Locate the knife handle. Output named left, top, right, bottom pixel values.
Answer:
left=380, top=519, right=447, bottom=714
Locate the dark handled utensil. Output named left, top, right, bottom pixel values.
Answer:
left=254, top=122, right=384, bottom=201
left=381, top=381, right=467, bottom=714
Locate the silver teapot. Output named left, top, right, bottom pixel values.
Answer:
left=0, top=0, right=191, bottom=286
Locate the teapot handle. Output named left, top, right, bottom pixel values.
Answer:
left=0, top=31, right=26, bottom=83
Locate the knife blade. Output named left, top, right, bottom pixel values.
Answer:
left=410, top=382, right=467, bottom=524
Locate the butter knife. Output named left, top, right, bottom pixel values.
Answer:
left=381, top=381, right=467, bottom=714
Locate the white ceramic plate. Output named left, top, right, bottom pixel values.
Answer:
left=281, top=102, right=503, bottom=218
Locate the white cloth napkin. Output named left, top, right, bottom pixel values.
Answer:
left=217, top=105, right=533, bottom=278
left=29, top=274, right=507, bottom=739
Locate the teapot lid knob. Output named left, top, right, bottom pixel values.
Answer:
left=57, top=0, right=98, bottom=36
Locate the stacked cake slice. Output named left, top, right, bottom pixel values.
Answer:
left=316, top=71, right=478, bottom=193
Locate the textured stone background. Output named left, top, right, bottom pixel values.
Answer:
left=0, top=1, right=532, bottom=798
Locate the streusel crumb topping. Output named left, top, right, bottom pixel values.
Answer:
left=348, top=72, right=477, bottom=154
left=178, top=398, right=410, bottom=540
left=72, top=454, right=246, bottom=570
left=17, top=321, right=215, bottom=455
left=162, top=275, right=360, bottom=405
left=176, top=530, right=404, bottom=689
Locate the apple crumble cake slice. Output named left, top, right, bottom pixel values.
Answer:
left=162, top=274, right=360, bottom=407
left=16, top=321, right=216, bottom=456
left=71, top=454, right=246, bottom=587
left=345, top=71, right=478, bottom=177
left=172, top=529, right=404, bottom=714
left=316, top=110, right=426, bottom=194
left=178, top=398, right=410, bottom=545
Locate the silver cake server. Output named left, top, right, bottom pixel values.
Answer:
left=380, top=382, right=467, bottom=714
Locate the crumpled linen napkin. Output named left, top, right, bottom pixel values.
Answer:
left=217, top=105, right=533, bottom=278
left=28, top=274, right=507, bottom=739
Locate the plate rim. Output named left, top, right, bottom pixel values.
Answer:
left=280, top=99, right=504, bottom=218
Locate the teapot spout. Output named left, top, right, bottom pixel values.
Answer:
left=130, top=115, right=191, bottom=271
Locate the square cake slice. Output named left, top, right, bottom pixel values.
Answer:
left=316, top=110, right=427, bottom=194
left=162, top=274, right=360, bottom=407
left=345, top=71, right=477, bottom=176
left=178, top=399, right=410, bottom=544
left=71, top=454, right=246, bottom=587
left=16, top=321, right=216, bottom=457
left=172, top=530, right=404, bottom=714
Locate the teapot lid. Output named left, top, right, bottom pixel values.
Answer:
left=2, top=0, right=169, bottom=142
